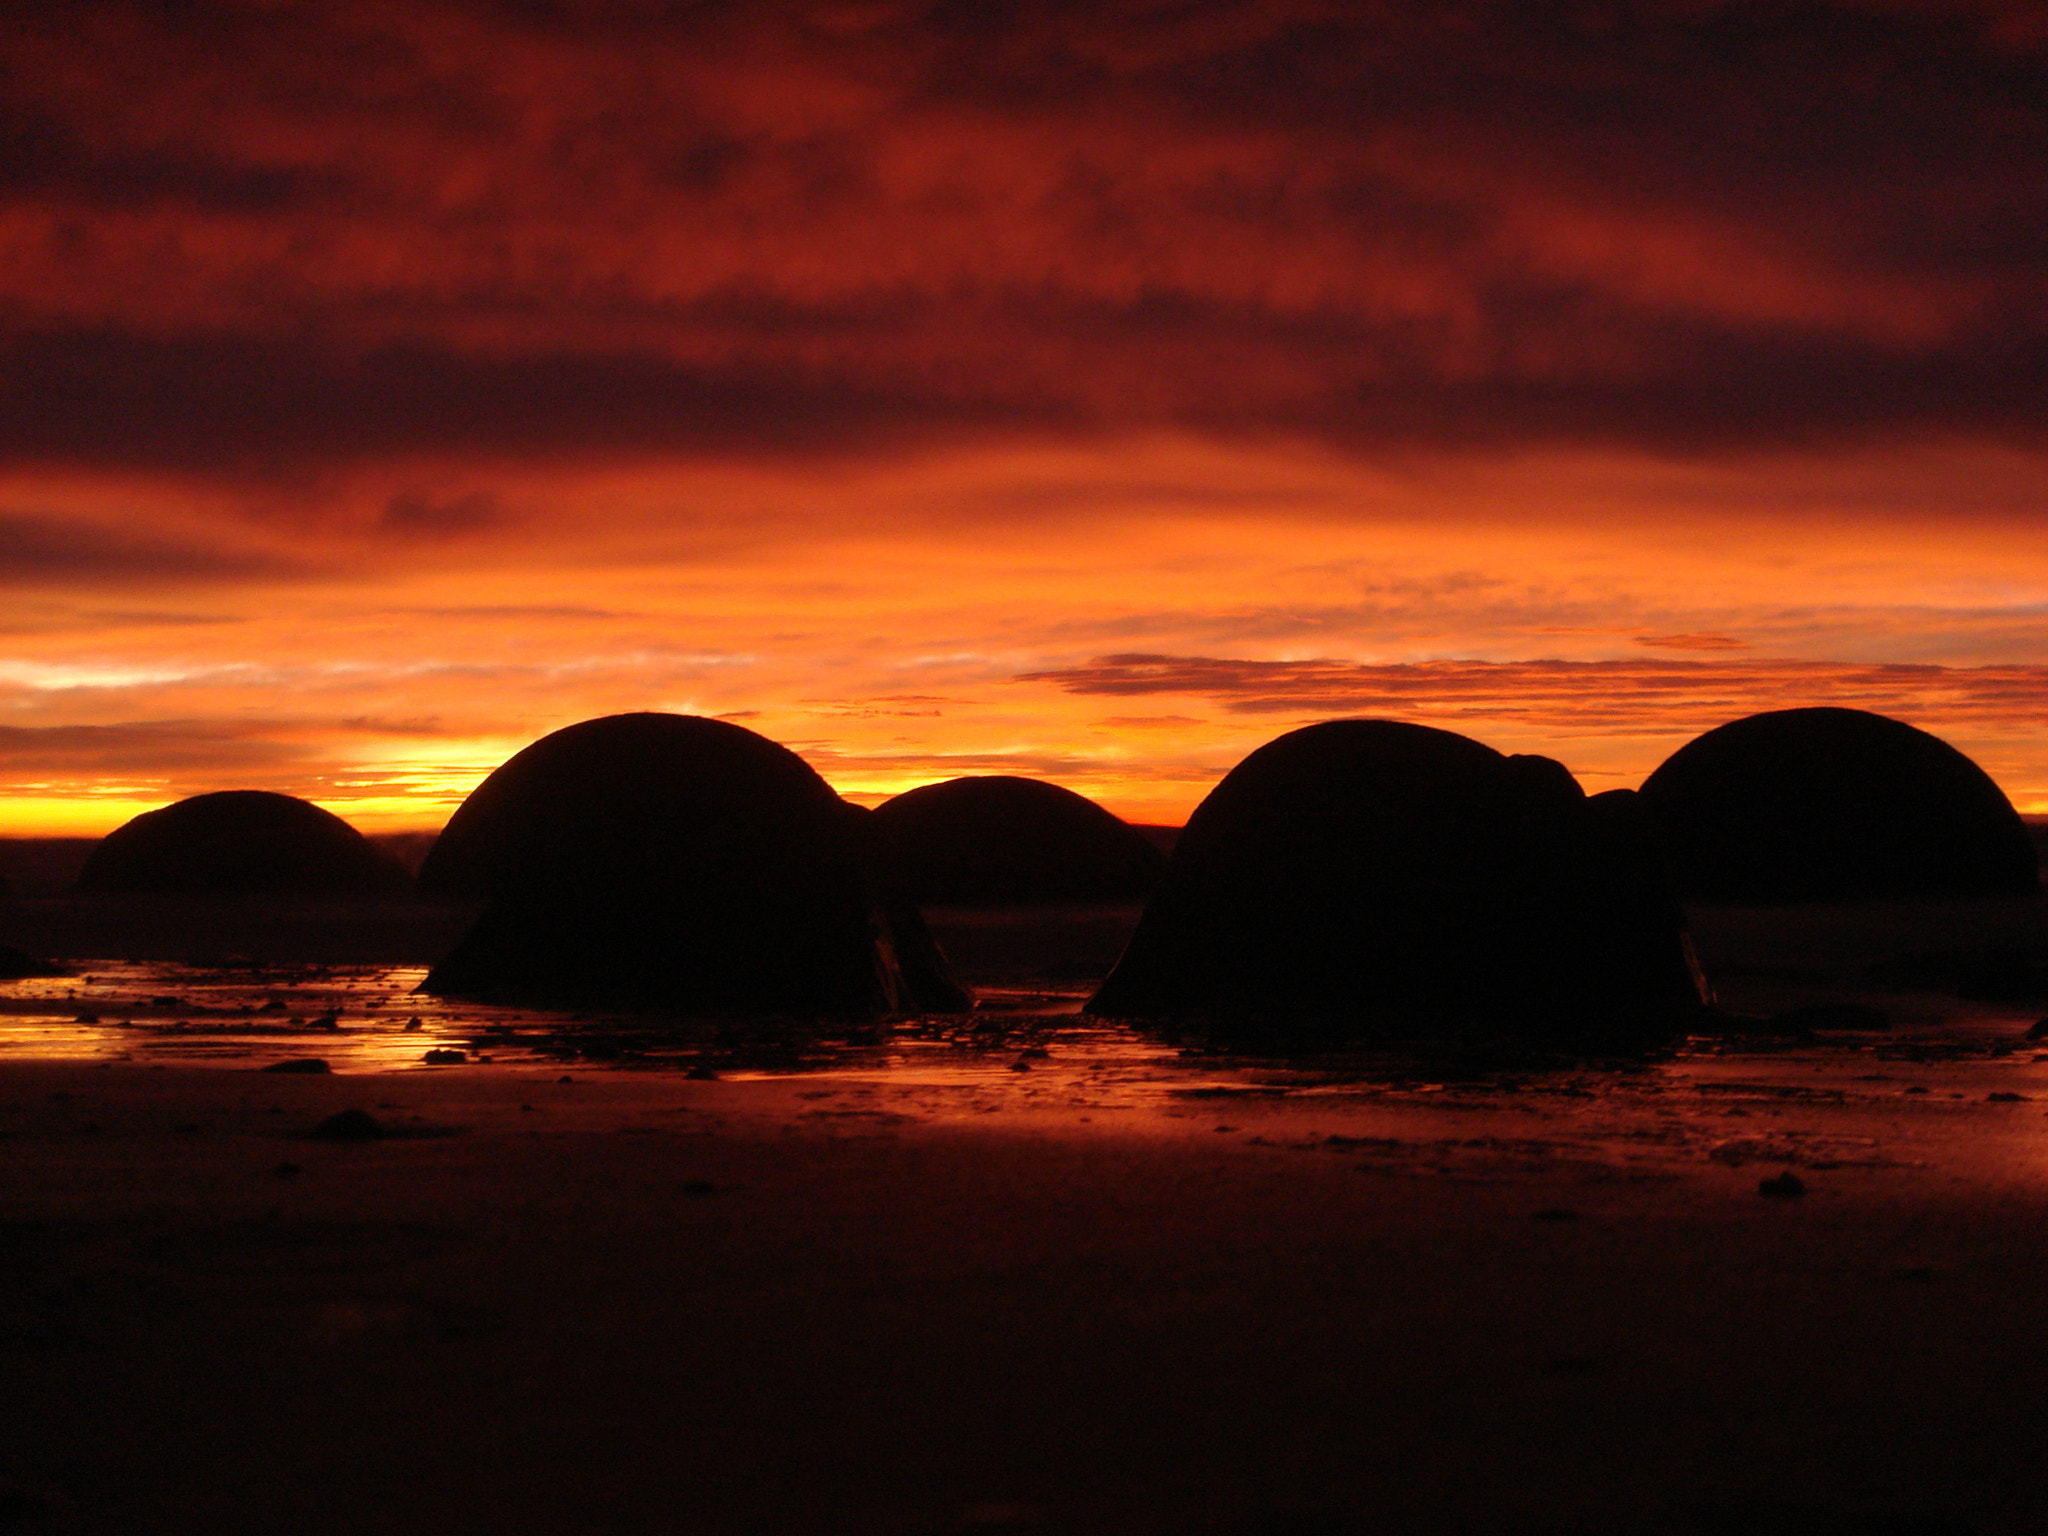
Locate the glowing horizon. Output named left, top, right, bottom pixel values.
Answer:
left=3, top=6, right=2045, bottom=835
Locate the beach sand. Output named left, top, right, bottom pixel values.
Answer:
left=2, top=892, right=2046, bottom=1534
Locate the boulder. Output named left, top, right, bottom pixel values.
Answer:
left=421, top=713, right=966, bottom=1015
left=871, top=776, right=1167, bottom=904
left=1085, top=720, right=1699, bottom=1038
left=0, top=944, right=65, bottom=979
left=1637, top=708, right=2038, bottom=902
left=75, top=792, right=410, bottom=897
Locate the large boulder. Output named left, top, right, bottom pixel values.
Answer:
left=871, top=776, right=1167, bottom=905
left=75, top=792, right=410, bottom=897
left=1086, top=720, right=1700, bottom=1038
left=420, top=713, right=966, bottom=1015
left=1638, top=708, right=2039, bottom=902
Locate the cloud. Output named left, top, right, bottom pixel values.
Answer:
left=1634, top=633, right=1749, bottom=651
left=0, top=2, right=2041, bottom=479
left=0, top=720, right=308, bottom=778
left=378, top=489, right=505, bottom=538
left=0, top=512, right=312, bottom=587
left=1021, top=652, right=2048, bottom=736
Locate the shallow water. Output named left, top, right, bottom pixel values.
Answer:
left=5, top=961, right=2046, bottom=1168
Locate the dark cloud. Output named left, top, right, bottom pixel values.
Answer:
left=0, top=1, right=2042, bottom=476
left=0, top=609, right=243, bottom=634
left=0, top=720, right=306, bottom=777
left=1020, top=652, right=2048, bottom=734
left=0, top=330, right=1068, bottom=473
left=406, top=604, right=635, bottom=620
left=379, top=489, right=506, bottom=537
left=0, top=513, right=313, bottom=586
left=1634, top=633, right=1749, bottom=651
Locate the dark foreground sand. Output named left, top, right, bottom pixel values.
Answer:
left=3, top=889, right=2048, bottom=1534
left=5, top=1036, right=2048, bottom=1536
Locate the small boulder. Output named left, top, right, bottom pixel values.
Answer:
left=871, top=776, right=1167, bottom=904
left=0, top=945, right=66, bottom=980
left=77, top=792, right=411, bottom=897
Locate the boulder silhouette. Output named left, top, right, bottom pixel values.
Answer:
left=0, top=944, right=65, bottom=979
left=420, top=713, right=966, bottom=1015
left=1638, top=708, right=2038, bottom=902
left=1086, top=720, right=1700, bottom=1037
left=75, top=792, right=410, bottom=897
left=871, top=776, right=1167, bottom=904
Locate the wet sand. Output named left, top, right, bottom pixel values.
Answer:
left=3, top=892, right=2047, bottom=1534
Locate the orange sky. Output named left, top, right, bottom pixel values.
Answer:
left=3, top=3, right=2046, bottom=834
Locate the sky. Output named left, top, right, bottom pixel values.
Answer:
left=2, top=0, right=2046, bottom=834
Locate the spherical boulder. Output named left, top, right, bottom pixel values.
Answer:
left=1637, top=708, right=2038, bottom=902
left=420, top=713, right=966, bottom=1015
left=870, top=776, right=1167, bottom=905
left=75, top=792, right=410, bottom=897
left=1086, top=720, right=1699, bottom=1038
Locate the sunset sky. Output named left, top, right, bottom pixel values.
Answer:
left=3, top=0, right=2046, bottom=834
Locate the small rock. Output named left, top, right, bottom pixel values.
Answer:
left=1758, top=1171, right=1807, bottom=1199
left=260, top=1058, right=330, bottom=1074
left=423, top=1048, right=465, bottom=1064
left=1902, top=1085, right=1930, bottom=1095
left=308, top=1108, right=384, bottom=1142
left=1009, top=1057, right=1034, bottom=1072
left=72, top=1011, right=100, bottom=1024
left=403, top=1017, right=423, bottom=1031
left=1988, top=1091, right=2028, bottom=1102
left=2025, top=1017, right=2048, bottom=1041
left=258, top=999, right=288, bottom=1013
left=685, top=1064, right=719, bottom=1081
left=310, top=1011, right=341, bottom=1030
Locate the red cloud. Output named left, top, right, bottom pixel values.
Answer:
left=0, top=2, right=2041, bottom=476
left=1019, top=653, right=2048, bottom=736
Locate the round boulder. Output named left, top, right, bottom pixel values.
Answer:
left=871, top=776, right=1167, bottom=904
left=1086, top=720, right=1699, bottom=1038
left=420, top=713, right=966, bottom=1015
left=1637, top=708, right=2038, bottom=902
left=76, top=792, right=410, bottom=897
